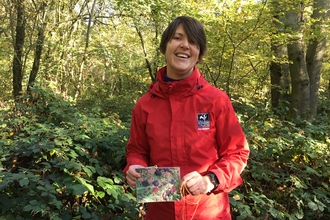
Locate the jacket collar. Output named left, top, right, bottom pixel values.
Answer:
left=149, top=66, right=206, bottom=98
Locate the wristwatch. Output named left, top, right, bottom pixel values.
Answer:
left=206, top=172, right=219, bottom=191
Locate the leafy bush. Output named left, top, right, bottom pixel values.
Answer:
left=0, top=87, right=138, bottom=220
left=1, top=87, right=329, bottom=220
left=230, top=96, right=330, bottom=219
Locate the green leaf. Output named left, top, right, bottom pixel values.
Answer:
left=305, top=166, right=321, bottom=177
left=308, top=201, right=318, bottom=211
left=84, top=183, right=94, bottom=195
left=96, top=191, right=105, bottom=198
left=97, top=176, right=114, bottom=189
left=113, top=175, right=122, bottom=184
left=19, top=177, right=29, bottom=187
left=95, top=164, right=103, bottom=175
left=0, top=215, right=15, bottom=220
left=12, top=173, right=26, bottom=180
left=30, top=200, right=39, bottom=206
left=75, top=177, right=94, bottom=195
left=68, top=150, right=79, bottom=158
left=37, top=185, right=47, bottom=191
left=107, top=187, right=118, bottom=200
left=71, top=184, right=87, bottom=195
left=23, top=204, right=33, bottom=212
left=83, top=166, right=96, bottom=177
left=294, top=209, right=304, bottom=219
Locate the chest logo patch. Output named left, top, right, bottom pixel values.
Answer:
left=197, top=113, right=210, bottom=130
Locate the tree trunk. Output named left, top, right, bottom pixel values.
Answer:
left=27, top=26, right=45, bottom=93
left=270, top=2, right=291, bottom=108
left=135, top=24, right=155, bottom=82
left=305, top=0, right=329, bottom=118
left=27, top=2, right=47, bottom=93
left=12, top=0, right=25, bottom=98
left=270, top=44, right=290, bottom=107
left=75, top=0, right=97, bottom=100
left=285, top=7, right=310, bottom=118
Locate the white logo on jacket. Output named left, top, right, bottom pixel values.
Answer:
left=197, top=113, right=210, bottom=130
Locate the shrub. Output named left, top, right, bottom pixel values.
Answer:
left=0, top=87, right=138, bottom=219
left=230, top=96, right=330, bottom=219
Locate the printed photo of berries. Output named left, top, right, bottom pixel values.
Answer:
left=135, top=167, right=181, bottom=203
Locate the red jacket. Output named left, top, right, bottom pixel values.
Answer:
left=124, top=66, right=249, bottom=220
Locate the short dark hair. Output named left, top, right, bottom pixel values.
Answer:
left=160, top=16, right=207, bottom=59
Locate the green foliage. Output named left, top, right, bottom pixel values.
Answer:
left=0, top=87, right=138, bottom=219
left=1, top=0, right=330, bottom=218
left=230, top=94, right=330, bottom=219
left=1, top=87, right=330, bottom=219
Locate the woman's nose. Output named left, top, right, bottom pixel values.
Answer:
left=180, top=39, right=189, bottom=49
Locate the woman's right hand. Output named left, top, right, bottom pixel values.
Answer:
left=125, top=165, right=144, bottom=188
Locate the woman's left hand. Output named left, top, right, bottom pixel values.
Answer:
left=181, top=171, right=214, bottom=196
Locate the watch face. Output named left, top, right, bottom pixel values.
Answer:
left=208, top=173, right=219, bottom=186
left=211, top=175, right=216, bottom=183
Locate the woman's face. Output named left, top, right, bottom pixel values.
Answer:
left=164, top=24, right=200, bottom=79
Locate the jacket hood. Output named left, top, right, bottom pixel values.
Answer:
left=149, top=66, right=209, bottom=98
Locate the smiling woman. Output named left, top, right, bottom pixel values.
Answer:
left=159, top=17, right=207, bottom=80
left=124, top=16, right=249, bottom=220
left=163, top=24, right=200, bottom=79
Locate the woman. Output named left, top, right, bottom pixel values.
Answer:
left=124, top=16, right=250, bottom=220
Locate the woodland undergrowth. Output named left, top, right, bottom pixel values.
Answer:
left=0, top=87, right=329, bottom=220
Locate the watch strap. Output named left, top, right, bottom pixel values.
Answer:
left=206, top=172, right=219, bottom=191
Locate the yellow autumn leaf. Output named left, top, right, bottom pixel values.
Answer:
left=50, top=149, right=56, bottom=156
